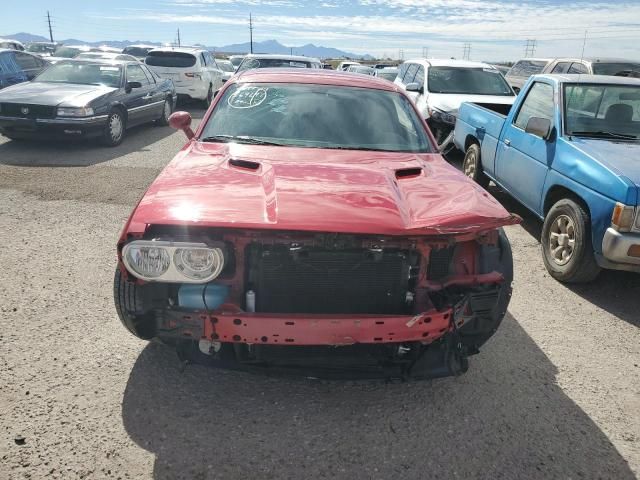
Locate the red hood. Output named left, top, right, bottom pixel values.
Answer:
left=126, top=142, right=518, bottom=236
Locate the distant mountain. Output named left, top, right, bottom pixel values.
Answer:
left=1, top=32, right=373, bottom=59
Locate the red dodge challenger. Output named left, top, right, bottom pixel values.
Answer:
left=114, top=69, right=519, bottom=379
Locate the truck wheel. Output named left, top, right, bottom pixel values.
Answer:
left=463, top=144, right=490, bottom=188
left=102, top=109, right=125, bottom=147
left=113, top=267, right=156, bottom=339
left=541, top=199, right=601, bottom=283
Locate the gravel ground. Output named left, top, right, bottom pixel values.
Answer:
left=0, top=110, right=638, bottom=479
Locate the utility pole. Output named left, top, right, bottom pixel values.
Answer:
left=177, top=28, right=181, bottom=47
left=463, top=43, right=471, bottom=60
left=46, top=11, right=54, bottom=42
left=249, top=13, right=254, bottom=54
left=524, top=39, right=536, bottom=57
left=399, top=48, right=404, bottom=61
left=422, top=46, right=429, bottom=58
left=290, top=47, right=293, bottom=55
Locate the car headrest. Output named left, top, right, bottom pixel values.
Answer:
left=605, top=103, right=633, bottom=122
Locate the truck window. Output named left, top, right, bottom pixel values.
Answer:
left=413, top=65, right=425, bottom=87
left=551, top=62, right=571, bottom=74
left=402, top=64, right=419, bottom=84
left=568, top=63, right=588, bottom=74
left=514, top=82, right=554, bottom=130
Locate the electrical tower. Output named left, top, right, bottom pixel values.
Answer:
left=46, top=11, right=54, bottom=42
left=524, top=39, right=536, bottom=57
left=249, top=13, right=254, bottom=54
left=422, top=46, right=429, bottom=58
left=462, top=43, right=471, bottom=60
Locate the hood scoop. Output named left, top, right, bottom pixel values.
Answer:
left=229, top=158, right=261, bottom=171
left=395, top=167, right=423, bottom=180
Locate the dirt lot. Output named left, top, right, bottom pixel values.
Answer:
left=0, top=108, right=638, bottom=479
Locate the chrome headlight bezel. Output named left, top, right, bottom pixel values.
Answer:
left=122, top=240, right=225, bottom=283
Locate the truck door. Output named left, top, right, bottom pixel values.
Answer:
left=495, top=81, right=556, bottom=215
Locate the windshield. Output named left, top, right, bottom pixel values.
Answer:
left=592, top=62, right=640, bottom=76
left=377, top=71, right=398, bottom=81
left=27, top=43, right=55, bottom=54
left=201, top=83, right=432, bottom=152
left=428, top=66, right=514, bottom=96
left=564, top=83, right=640, bottom=139
left=123, top=47, right=152, bottom=57
left=229, top=57, right=243, bottom=67
left=508, top=60, right=548, bottom=77
left=237, top=58, right=312, bottom=73
left=145, top=51, right=196, bottom=68
left=54, top=47, right=83, bottom=58
left=34, top=61, right=122, bottom=87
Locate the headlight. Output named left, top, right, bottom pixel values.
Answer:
left=122, top=241, right=225, bottom=283
left=56, top=107, right=94, bottom=117
left=428, top=107, right=456, bottom=125
left=611, top=202, right=637, bottom=232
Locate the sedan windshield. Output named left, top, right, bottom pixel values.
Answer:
left=201, top=83, right=432, bottom=153
left=428, top=67, right=514, bottom=96
left=35, top=62, right=122, bottom=87
left=377, top=71, right=398, bottom=81
left=237, top=58, right=313, bottom=73
left=217, top=61, right=235, bottom=72
left=565, top=83, right=640, bottom=139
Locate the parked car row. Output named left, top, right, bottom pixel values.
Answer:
left=505, top=57, right=640, bottom=92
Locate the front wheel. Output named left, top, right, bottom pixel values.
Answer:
left=102, top=110, right=125, bottom=147
left=541, top=198, right=601, bottom=283
left=463, top=143, right=490, bottom=188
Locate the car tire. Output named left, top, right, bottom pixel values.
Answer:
left=204, top=85, right=213, bottom=108
left=155, top=97, right=172, bottom=126
left=463, top=143, right=490, bottom=188
left=113, top=267, right=157, bottom=339
left=102, top=109, right=125, bottom=147
left=541, top=198, right=601, bottom=283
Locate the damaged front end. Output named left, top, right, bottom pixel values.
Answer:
left=115, top=227, right=513, bottom=380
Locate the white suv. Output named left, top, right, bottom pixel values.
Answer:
left=395, top=58, right=515, bottom=151
left=145, top=47, right=224, bottom=106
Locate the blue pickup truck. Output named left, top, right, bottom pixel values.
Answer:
left=454, top=74, right=640, bottom=282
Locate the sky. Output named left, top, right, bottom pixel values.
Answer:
left=3, top=0, right=640, bottom=60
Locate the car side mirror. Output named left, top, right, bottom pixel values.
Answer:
left=125, top=81, right=142, bottom=92
left=169, top=111, right=194, bottom=139
left=525, top=117, right=552, bottom=140
left=405, top=82, right=424, bottom=94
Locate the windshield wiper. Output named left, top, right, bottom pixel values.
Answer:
left=200, top=135, right=285, bottom=146
left=570, top=130, right=638, bottom=140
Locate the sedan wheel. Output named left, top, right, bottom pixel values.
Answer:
left=102, top=111, right=125, bottom=147
left=204, top=85, right=213, bottom=108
